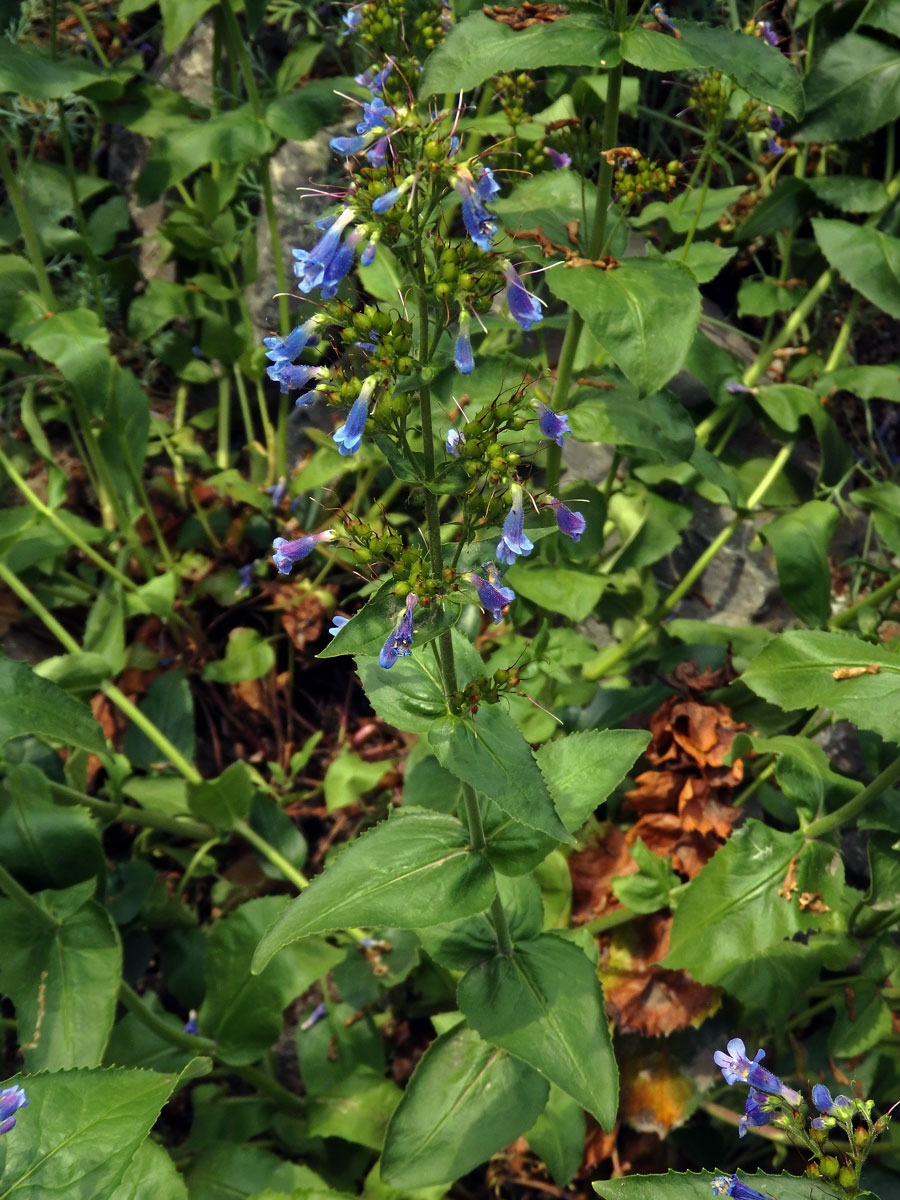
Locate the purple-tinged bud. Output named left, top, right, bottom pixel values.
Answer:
left=272, top=529, right=336, bottom=575
left=739, top=1089, right=774, bottom=1138
left=726, top=380, right=754, bottom=394
left=343, top=6, right=363, bottom=31
left=361, top=239, right=377, bottom=266
left=545, top=147, right=571, bottom=170
left=300, top=1001, right=328, bottom=1031
left=454, top=313, right=475, bottom=375
left=547, top=497, right=585, bottom=542
left=372, top=177, right=413, bottom=214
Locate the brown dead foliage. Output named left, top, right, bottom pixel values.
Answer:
left=483, top=1, right=569, bottom=26
left=266, top=582, right=333, bottom=653
left=569, top=663, right=748, bottom=1038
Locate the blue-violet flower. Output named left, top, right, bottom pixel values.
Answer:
left=711, top=1177, right=774, bottom=1200
left=0, top=1086, right=28, bottom=1136
left=454, top=312, right=475, bottom=375
left=547, top=497, right=586, bottom=542
left=329, top=614, right=349, bottom=638
left=812, top=1085, right=853, bottom=1116
left=546, top=147, right=571, bottom=170
left=536, top=400, right=571, bottom=446
left=379, top=593, right=418, bottom=668
left=497, top=484, right=534, bottom=565
left=454, top=164, right=498, bottom=252
left=713, top=1038, right=801, bottom=1105
left=292, top=207, right=356, bottom=294
left=272, top=529, right=336, bottom=575
left=471, top=563, right=515, bottom=623
left=502, top=261, right=543, bottom=331
left=446, top=427, right=464, bottom=457
left=333, top=385, right=373, bottom=456
left=738, top=1089, right=774, bottom=1138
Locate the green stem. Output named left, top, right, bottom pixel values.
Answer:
left=583, top=905, right=639, bottom=935
left=47, top=780, right=215, bottom=840
left=804, top=752, right=900, bottom=840
left=0, top=143, right=55, bottom=310
left=234, top=820, right=309, bottom=890
left=0, top=862, right=56, bottom=927
left=69, top=2, right=111, bottom=67
left=118, top=981, right=215, bottom=1053
left=216, top=375, right=231, bottom=469
left=830, top=569, right=900, bottom=629
left=544, top=0, right=627, bottom=495
left=0, top=446, right=141, bottom=593
left=584, top=442, right=793, bottom=679
left=0, top=562, right=202, bottom=784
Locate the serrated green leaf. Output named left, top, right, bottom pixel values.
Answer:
left=0, top=1066, right=178, bottom=1200
left=108, top=1141, right=187, bottom=1200
left=594, top=1170, right=827, bottom=1200
left=549, top=261, right=701, bottom=396
left=536, top=729, right=650, bottom=833
left=419, top=9, right=620, bottom=96
left=664, top=819, right=840, bottom=983
left=741, top=630, right=900, bottom=742
left=800, top=33, right=900, bottom=141
left=0, top=657, right=107, bottom=754
left=459, top=931, right=617, bottom=1126
left=429, top=706, right=570, bottom=843
left=813, top=218, right=900, bottom=320
left=381, top=1024, right=549, bottom=1188
left=251, top=813, right=495, bottom=970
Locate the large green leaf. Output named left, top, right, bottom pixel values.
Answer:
left=419, top=9, right=620, bottom=96
left=548, top=261, right=701, bottom=396
left=812, top=219, right=900, bottom=320
left=429, top=705, right=570, bottom=843
left=0, top=879, right=121, bottom=1070
left=0, top=40, right=108, bottom=99
left=251, top=812, right=495, bottom=971
left=741, top=630, right=900, bottom=742
left=664, top=820, right=841, bottom=984
left=568, top=389, right=695, bottom=463
left=308, top=1070, right=402, bottom=1151
left=184, top=1144, right=330, bottom=1200
left=0, top=656, right=106, bottom=754
left=758, top=500, right=838, bottom=627
left=536, top=730, right=650, bottom=833
left=458, top=932, right=618, bottom=1127
left=621, top=20, right=804, bottom=118
left=19, top=307, right=113, bottom=400
left=355, top=649, right=447, bottom=734
left=108, top=1141, right=187, bottom=1200
left=503, top=564, right=606, bottom=621
left=199, top=897, right=343, bottom=1065
left=0, top=1066, right=179, bottom=1200
left=799, top=33, right=900, bottom=141
left=594, top=1171, right=831, bottom=1200
left=381, top=1024, right=549, bottom=1188
left=0, top=763, right=104, bottom=890
left=137, top=107, right=273, bottom=204
left=526, top=1085, right=585, bottom=1188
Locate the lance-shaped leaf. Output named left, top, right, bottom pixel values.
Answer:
left=812, top=219, right=900, bottom=321
left=0, top=656, right=106, bottom=754
left=381, top=1023, right=549, bottom=1188
left=252, top=812, right=495, bottom=972
left=458, top=932, right=617, bottom=1128
left=429, top=706, right=571, bottom=843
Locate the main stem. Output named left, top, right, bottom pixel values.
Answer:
left=412, top=211, right=513, bottom=956
left=804, top=751, right=900, bottom=840
left=544, top=0, right=628, bottom=496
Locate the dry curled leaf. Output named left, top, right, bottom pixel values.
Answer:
left=832, top=665, right=880, bottom=679
left=483, top=1, right=569, bottom=26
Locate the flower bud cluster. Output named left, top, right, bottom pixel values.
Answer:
left=449, top=666, right=522, bottom=717
left=614, top=154, right=682, bottom=210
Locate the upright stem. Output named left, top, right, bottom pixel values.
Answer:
left=544, top=0, right=628, bottom=496
left=0, top=143, right=56, bottom=311
left=0, top=562, right=202, bottom=784
left=803, top=752, right=900, bottom=840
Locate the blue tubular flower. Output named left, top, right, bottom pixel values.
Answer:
left=293, top=207, right=356, bottom=293
left=766, top=137, right=784, bottom=156
left=329, top=614, right=349, bottom=638
left=320, top=229, right=362, bottom=299
left=367, top=136, right=389, bottom=168
left=497, top=484, right=534, bottom=566
left=546, top=147, right=571, bottom=170
left=445, top=427, right=464, bottom=457
left=652, top=4, right=680, bottom=36
left=502, top=262, right=543, bottom=331
left=358, top=95, right=392, bottom=134
left=711, top=1177, right=775, bottom=1200
left=768, top=107, right=784, bottom=132
left=758, top=20, right=779, bottom=45
left=812, top=1085, right=853, bottom=1116
left=379, top=593, right=418, bottom=668
left=183, top=1013, right=198, bottom=1036
left=454, top=165, right=498, bottom=252
left=372, top=176, right=413, bottom=215
left=713, top=1039, right=801, bottom=1105
left=0, top=1086, right=28, bottom=1136
left=266, top=361, right=326, bottom=396
left=361, top=238, right=378, bottom=266
left=536, top=401, right=571, bottom=446
left=333, top=393, right=370, bottom=456
left=263, top=317, right=321, bottom=363
left=547, top=497, right=586, bottom=542
left=454, top=313, right=474, bottom=375
left=272, top=530, right=336, bottom=575
left=470, top=565, right=515, bottom=623
left=343, top=5, right=363, bottom=31
left=236, top=562, right=255, bottom=594
left=330, top=134, right=370, bottom=156
left=739, top=1089, right=774, bottom=1138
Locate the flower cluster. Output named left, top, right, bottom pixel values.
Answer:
left=0, top=1085, right=28, bottom=1136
